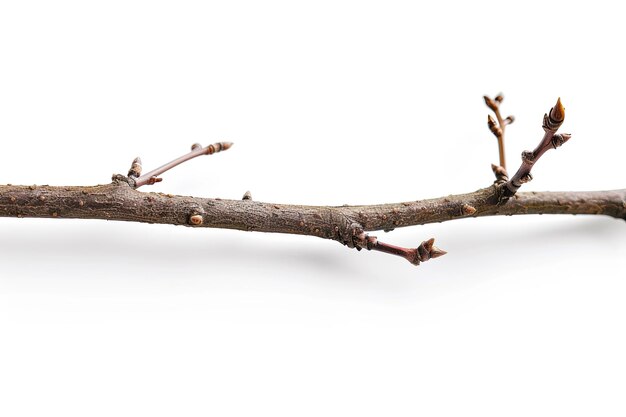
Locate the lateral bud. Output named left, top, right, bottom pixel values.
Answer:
left=551, top=133, right=572, bottom=148
left=521, top=150, right=535, bottom=164
left=128, top=157, right=142, bottom=178
left=491, top=163, right=509, bottom=182
left=487, top=115, right=502, bottom=137
left=483, top=95, right=499, bottom=112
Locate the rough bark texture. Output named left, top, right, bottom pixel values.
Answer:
left=1, top=179, right=624, bottom=250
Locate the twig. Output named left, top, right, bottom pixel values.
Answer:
left=484, top=93, right=515, bottom=172
left=503, top=98, right=570, bottom=198
left=131, top=142, right=233, bottom=188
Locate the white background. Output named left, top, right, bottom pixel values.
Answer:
left=1, top=1, right=625, bottom=415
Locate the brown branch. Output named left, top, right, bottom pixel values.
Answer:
left=0, top=96, right=624, bottom=267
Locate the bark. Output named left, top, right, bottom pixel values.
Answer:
left=1, top=179, right=624, bottom=247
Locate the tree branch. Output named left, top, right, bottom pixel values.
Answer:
left=0, top=97, right=624, bottom=266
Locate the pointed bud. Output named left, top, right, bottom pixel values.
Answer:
left=413, top=237, right=447, bottom=263
left=551, top=133, right=572, bottom=148
left=429, top=246, right=448, bottom=259
left=494, top=93, right=504, bottom=103
left=544, top=97, right=565, bottom=132
left=504, top=115, right=515, bottom=125
left=221, top=142, right=233, bottom=151
left=128, top=157, right=142, bottom=178
left=491, top=164, right=509, bottom=182
left=483, top=95, right=498, bottom=112
left=487, top=115, right=503, bottom=138
left=550, top=97, right=565, bottom=123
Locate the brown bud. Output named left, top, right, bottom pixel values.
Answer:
left=491, top=163, right=508, bottom=180
left=147, top=176, right=162, bottom=185
left=544, top=98, right=565, bottom=132
left=494, top=93, right=504, bottom=103
left=551, top=133, right=572, bottom=148
left=550, top=97, right=565, bottom=123
left=416, top=237, right=447, bottom=263
left=521, top=150, right=535, bottom=164
left=191, top=143, right=202, bottom=151
left=242, top=191, right=252, bottom=200
left=504, top=115, right=515, bottom=125
left=128, top=157, right=142, bottom=178
left=483, top=95, right=498, bottom=112
left=487, top=115, right=502, bottom=138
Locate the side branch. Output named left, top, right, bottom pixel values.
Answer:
left=504, top=98, right=570, bottom=197
left=484, top=94, right=515, bottom=171
left=131, top=142, right=233, bottom=188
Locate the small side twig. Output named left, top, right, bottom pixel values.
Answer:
left=503, top=98, right=570, bottom=198
left=132, top=142, right=233, bottom=188
left=484, top=93, right=515, bottom=174
left=356, top=233, right=447, bottom=266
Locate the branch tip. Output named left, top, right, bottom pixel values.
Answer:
left=544, top=97, right=566, bottom=131
left=551, top=97, right=565, bottom=123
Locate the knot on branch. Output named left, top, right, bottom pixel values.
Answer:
left=111, top=174, right=135, bottom=187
